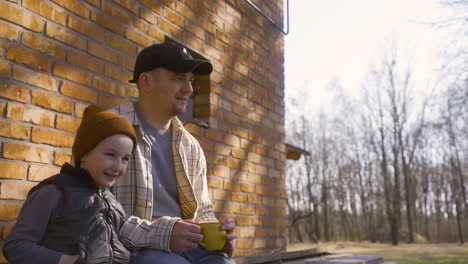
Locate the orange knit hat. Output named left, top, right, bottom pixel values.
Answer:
left=72, top=105, right=137, bottom=166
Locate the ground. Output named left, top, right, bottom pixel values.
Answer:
left=287, top=242, right=468, bottom=264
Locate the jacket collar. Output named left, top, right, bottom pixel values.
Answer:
left=61, top=162, right=99, bottom=189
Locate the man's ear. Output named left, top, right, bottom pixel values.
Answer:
left=138, top=73, right=152, bottom=93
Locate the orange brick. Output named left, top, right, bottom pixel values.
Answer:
left=0, top=119, right=30, bottom=140
left=197, top=138, right=214, bottom=151
left=13, top=65, right=57, bottom=91
left=99, top=94, right=123, bottom=108
left=238, top=226, right=256, bottom=237
left=214, top=202, right=240, bottom=214
left=253, top=239, right=266, bottom=248
left=74, top=103, right=89, bottom=118
left=124, top=27, right=154, bottom=47
left=53, top=151, right=72, bottom=166
left=0, top=20, right=20, bottom=41
left=56, top=114, right=80, bottom=133
left=213, top=189, right=229, bottom=200
left=223, top=179, right=240, bottom=191
left=222, top=157, right=240, bottom=169
left=32, top=127, right=74, bottom=147
left=50, top=0, right=89, bottom=18
left=60, top=81, right=97, bottom=103
left=0, top=1, right=44, bottom=32
left=88, top=42, right=119, bottom=64
left=140, top=7, right=158, bottom=24
left=0, top=180, right=35, bottom=200
left=247, top=152, right=261, bottom=163
left=22, top=32, right=66, bottom=59
left=68, top=15, right=105, bottom=42
left=0, top=59, right=10, bottom=78
left=236, top=239, right=253, bottom=249
left=231, top=192, right=248, bottom=203
left=31, top=90, right=73, bottom=114
left=2, top=224, right=14, bottom=240
left=46, top=22, right=86, bottom=50
left=0, top=202, right=21, bottom=221
left=0, top=82, right=29, bottom=103
left=163, top=7, right=183, bottom=27
left=206, top=129, right=223, bottom=142
left=113, top=0, right=138, bottom=13
left=240, top=161, right=255, bottom=173
left=68, top=50, right=105, bottom=73
left=91, top=11, right=122, bottom=34
left=6, top=45, right=51, bottom=72
left=232, top=148, right=246, bottom=159
left=240, top=183, right=255, bottom=193
left=134, top=17, right=149, bottom=33
left=185, top=23, right=205, bottom=39
left=126, top=87, right=139, bottom=98
left=53, top=63, right=92, bottom=86
left=7, top=102, right=55, bottom=127
left=138, top=0, right=162, bottom=14
left=255, top=164, right=268, bottom=175
left=122, top=55, right=136, bottom=71
left=105, top=34, right=136, bottom=55
left=157, top=18, right=179, bottom=36
left=207, top=176, right=223, bottom=189
left=28, top=164, right=60, bottom=182
left=103, top=0, right=132, bottom=24
left=23, top=0, right=67, bottom=25
left=247, top=194, right=262, bottom=204
left=147, top=26, right=164, bottom=42
left=83, top=0, right=100, bottom=7
left=236, top=216, right=252, bottom=226
left=105, top=64, right=132, bottom=84
left=224, top=135, right=240, bottom=147
left=0, top=161, right=27, bottom=180
left=3, top=142, right=50, bottom=163
left=175, top=2, right=196, bottom=21
left=213, top=165, right=230, bottom=178
left=92, top=76, right=116, bottom=94
left=214, top=144, right=231, bottom=155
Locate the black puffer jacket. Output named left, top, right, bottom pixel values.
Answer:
left=29, top=163, right=130, bottom=264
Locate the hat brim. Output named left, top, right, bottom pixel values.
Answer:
left=165, top=59, right=213, bottom=75
left=128, top=59, right=213, bottom=83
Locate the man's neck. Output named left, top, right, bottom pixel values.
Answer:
left=137, top=101, right=172, bottom=131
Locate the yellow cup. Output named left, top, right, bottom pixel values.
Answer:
left=199, top=222, right=226, bottom=250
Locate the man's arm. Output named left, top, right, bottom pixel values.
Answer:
left=118, top=215, right=180, bottom=252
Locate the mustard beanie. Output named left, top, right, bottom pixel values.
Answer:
left=72, top=105, right=137, bottom=166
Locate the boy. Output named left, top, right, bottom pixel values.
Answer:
left=3, top=105, right=137, bottom=264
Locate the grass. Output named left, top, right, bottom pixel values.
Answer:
left=287, top=242, right=468, bottom=264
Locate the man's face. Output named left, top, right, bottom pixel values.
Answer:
left=144, top=68, right=194, bottom=118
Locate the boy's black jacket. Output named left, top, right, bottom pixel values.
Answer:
left=29, top=163, right=130, bottom=264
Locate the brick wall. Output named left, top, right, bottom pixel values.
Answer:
left=0, top=0, right=286, bottom=261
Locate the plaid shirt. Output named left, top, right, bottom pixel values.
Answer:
left=110, top=102, right=218, bottom=252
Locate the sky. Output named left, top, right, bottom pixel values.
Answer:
left=284, top=0, right=457, bottom=117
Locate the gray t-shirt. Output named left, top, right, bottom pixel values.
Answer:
left=136, top=108, right=182, bottom=220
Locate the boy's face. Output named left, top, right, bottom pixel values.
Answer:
left=141, top=68, right=195, bottom=118
left=80, top=134, right=133, bottom=188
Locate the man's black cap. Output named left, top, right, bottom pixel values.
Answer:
left=129, top=43, right=213, bottom=83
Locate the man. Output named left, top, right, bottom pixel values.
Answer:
left=111, top=43, right=236, bottom=264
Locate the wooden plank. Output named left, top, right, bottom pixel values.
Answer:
left=234, top=245, right=343, bottom=264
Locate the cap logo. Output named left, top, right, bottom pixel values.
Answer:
left=182, top=48, right=189, bottom=55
